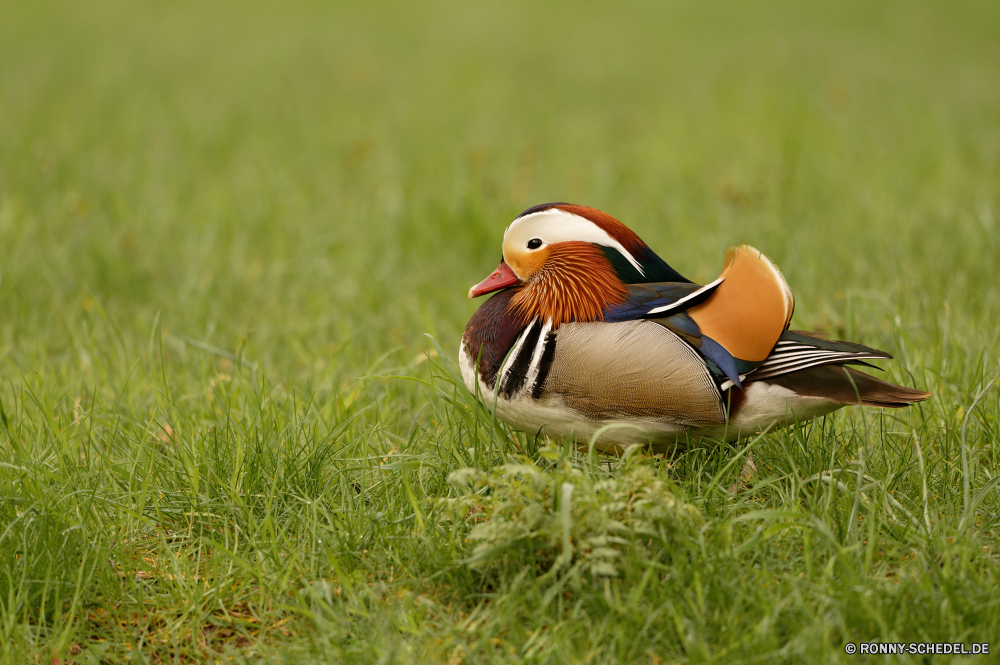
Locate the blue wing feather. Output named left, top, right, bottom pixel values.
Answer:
left=603, top=279, right=723, bottom=322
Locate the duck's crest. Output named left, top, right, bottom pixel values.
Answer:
left=515, top=203, right=690, bottom=283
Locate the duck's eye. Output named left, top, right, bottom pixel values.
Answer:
left=526, top=238, right=543, bottom=250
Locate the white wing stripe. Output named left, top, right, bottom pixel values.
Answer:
left=748, top=340, right=889, bottom=381
left=752, top=357, right=865, bottom=377
left=760, top=353, right=857, bottom=370
left=771, top=345, right=818, bottom=352
left=759, top=359, right=847, bottom=374
left=761, top=350, right=856, bottom=364
left=645, top=276, right=726, bottom=315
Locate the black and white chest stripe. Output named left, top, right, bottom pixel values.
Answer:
left=496, top=319, right=558, bottom=400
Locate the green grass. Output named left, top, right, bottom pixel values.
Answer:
left=2, top=0, right=999, bottom=662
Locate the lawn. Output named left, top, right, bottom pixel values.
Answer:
left=1, top=0, right=999, bottom=662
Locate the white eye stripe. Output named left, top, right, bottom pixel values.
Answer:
left=505, top=208, right=644, bottom=277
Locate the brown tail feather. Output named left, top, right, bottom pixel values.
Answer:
left=763, top=365, right=931, bottom=408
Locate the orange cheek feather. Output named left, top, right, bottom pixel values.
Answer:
left=505, top=246, right=548, bottom=282
left=509, top=242, right=627, bottom=326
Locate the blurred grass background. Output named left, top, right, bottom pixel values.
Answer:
left=1, top=0, right=999, bottom=662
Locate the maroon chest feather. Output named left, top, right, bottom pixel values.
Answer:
left=463, top=289, right=529, bottom=387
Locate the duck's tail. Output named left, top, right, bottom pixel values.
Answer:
left=763, top=364, right=931, bottom=408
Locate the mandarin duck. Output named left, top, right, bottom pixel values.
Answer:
left=460, top=203, right=930, bottom=453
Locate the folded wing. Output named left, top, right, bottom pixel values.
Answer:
left=749, top=331, right=891, bottom=381
left=602, top=245, right=918, bottom=396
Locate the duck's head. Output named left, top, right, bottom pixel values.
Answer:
left=469, top=203, right=688, bottom=324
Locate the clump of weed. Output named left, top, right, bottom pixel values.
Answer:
left=443, top=448, right=703, bottom=581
